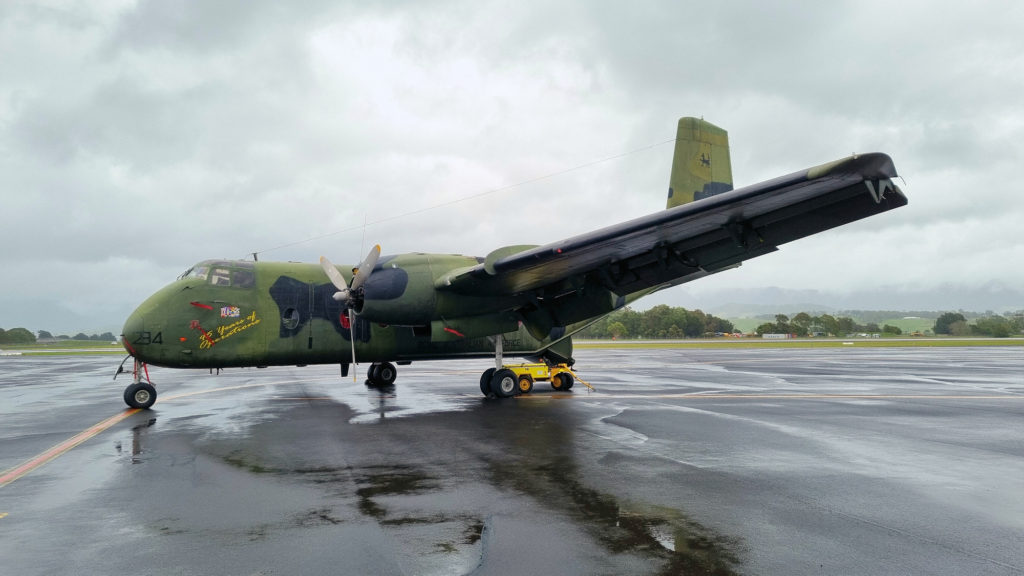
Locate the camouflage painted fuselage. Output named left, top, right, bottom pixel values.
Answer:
left=122, top=253, right=576, bottom=370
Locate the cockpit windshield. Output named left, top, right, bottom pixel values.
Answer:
left=181, top=265, right=210, bottom=281
left=178, top=260, right=255, bottom=288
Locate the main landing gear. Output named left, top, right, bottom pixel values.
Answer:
left=366, top=362, right=397, bottom=387
left=115, top=357, right=157, bottom=409
left=479, top=333, right=587, bottom=398
left=479, top=363, right=580, bottom=398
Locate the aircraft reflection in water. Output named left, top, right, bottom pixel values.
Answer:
left=211, top=382, right=744, bottom=572
left=113, top=417, right=156, bottom=464
left=117, top=117, right=907, bottom=408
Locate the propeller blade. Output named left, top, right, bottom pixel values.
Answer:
left=349, top=309, right=358, bottom=381
left=350, top=244, right=381, bottom=292
left=319, top=256, right=349, bottom=293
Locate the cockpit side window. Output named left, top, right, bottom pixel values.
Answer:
left=232, top=268, right=255, bottom=288
left=180, top=260, right=255, bottom=288
left=210, top=268, right=232, bottom=286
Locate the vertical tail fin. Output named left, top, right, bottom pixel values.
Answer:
left=666, top=117, right=733, bottom=209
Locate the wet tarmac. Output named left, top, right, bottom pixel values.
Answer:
left=1, top=347, right=1022, bottom=575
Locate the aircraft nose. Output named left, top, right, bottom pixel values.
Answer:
left=121, top=309, right=143, bottom=355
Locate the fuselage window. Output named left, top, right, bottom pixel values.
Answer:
left=282, top=308, right=301, bottom=329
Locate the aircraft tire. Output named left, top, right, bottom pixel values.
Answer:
left=480, top=368, right=496, bottom=396
left=368, top=364, right=379, bottom=381
left=376, top=362, right=397, bottom=386
left=517, top=374, right=534, bottom=394
left=124, top=382, right=157, bottom=409
left=490, top=369, right=518, bottom=398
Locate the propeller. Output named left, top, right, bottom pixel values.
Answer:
left=320, top=244, right=381, bottom=381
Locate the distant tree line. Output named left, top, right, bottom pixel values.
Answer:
left=0, top=329, right=118, bottom=345
left=752, top=311, right=1024, bottom=337
left=752, top=313, right=889, bottom=337
left=0, top=327, right=37, bottom=344
left=578, top=305, right=735, bottom=339
left=932, top=312, right=1023, bottom=337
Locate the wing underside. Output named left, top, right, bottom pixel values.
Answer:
left=438, top=152, right=906, bottom=335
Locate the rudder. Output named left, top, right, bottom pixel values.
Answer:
left=666, top=117, right=733, bottom=209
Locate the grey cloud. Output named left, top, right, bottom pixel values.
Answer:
left=2, top=0, right=1022, bottom=334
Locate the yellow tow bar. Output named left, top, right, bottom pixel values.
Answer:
left=567, top=367, right=595, bottom=391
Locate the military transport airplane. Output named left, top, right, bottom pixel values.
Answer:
left=116, top=117, right=907, bottom=408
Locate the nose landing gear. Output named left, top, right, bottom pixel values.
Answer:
left=115, top=356, right=157, bottom=409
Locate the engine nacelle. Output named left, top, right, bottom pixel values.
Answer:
left=355, top=262, right=437, bottom=325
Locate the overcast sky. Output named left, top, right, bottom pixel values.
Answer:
left=3, top=0, right=1023, bottom=334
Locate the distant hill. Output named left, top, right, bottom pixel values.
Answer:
left=0, top=296, right=120, bottom=337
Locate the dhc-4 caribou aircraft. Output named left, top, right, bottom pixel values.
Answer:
left=117, top=117, right=907, bottom=408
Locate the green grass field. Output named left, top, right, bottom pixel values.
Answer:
left=877, top=316, right=935, bottom=334
left=1, top=340, right=125, bottom=356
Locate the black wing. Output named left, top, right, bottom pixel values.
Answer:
left=438, top=153, right=906, bottom=329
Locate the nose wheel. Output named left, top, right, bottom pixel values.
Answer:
left=124, top=381, right=157, bottom=409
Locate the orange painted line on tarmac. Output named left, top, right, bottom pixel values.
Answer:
left=0, top=379, right=311, bottom=490
left=0, top=408, right=141, bottom=489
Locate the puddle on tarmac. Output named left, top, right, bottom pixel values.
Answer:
left=489, top=456, right=742, bottom=575
left=199, top=395, right=743, bottom=574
